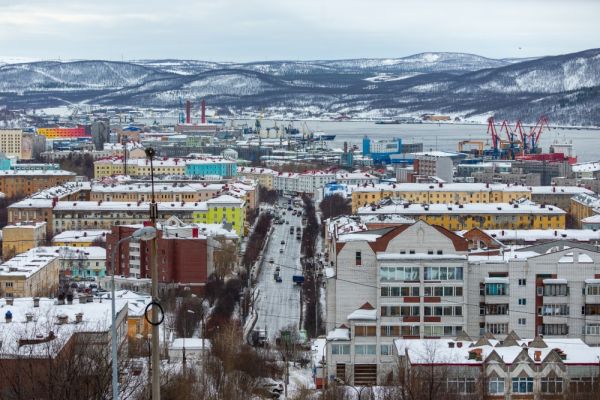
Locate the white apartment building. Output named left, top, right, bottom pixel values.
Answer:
left=414, top=151, right=454, bottom=182
left=325, top=220, right=600, bottom=384
left=0, top=129, right=23, bottom=159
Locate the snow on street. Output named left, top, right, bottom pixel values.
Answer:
left=254, top=198, right=304, bottom=340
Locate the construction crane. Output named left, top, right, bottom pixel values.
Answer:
left=486, top=117, right=502, bottom=158
left=527, top=115, right=549, bottom=154
left=499, top=119, right=521, bottom=160
left=458, top=140, right=484, bottom=156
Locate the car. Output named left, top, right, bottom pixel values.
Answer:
left=286, top=220, right=289, bottom=224
left=279, top=248, right=284, bottom=253
left=287, top=206, right=292, bottom=211
left=275, top=276, right=282, bottom=283
left=269, top=258, right=274, bottom=264
left=275, top=266, right=280, bottom=272
left=281, top=240, right=285, bottom=245
left=259, top=379, right=284, bottom=394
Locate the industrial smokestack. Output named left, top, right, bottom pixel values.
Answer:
left=201, top=98, right=206, bottom=124
left=185, top=100, right=191, bottom=124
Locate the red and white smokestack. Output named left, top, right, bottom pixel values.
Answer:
left=185, top=100, right=191, bottom=124
left=201, top=98, right=206, bottom=124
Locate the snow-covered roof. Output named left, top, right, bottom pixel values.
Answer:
left=347, top=309, right=377, bottom=321
left=326, top=328, right=350, bottom=341
left=394, top=337, right=600, bottom=366
left=584, top=279, right=600, bottom=284
left=53, top=200, right=209, bottom=212
left=52, top=246, right=106, bottom=260
left=206, top=194, right=244, bottom=205
left=582, top=214, right=600, bottom=224
left=338, top=233, right=382, bottom=243
left=358, top=202, right=565, bottom=215
left=377, top=253, right=467, bottom=261
left=572, top=193, right=600, bottom=208
left=0, top=247, right=59, bottom=278
left=0, top=169, right=75, bottom=176
left=352, top=182, right=531, bottom=193
left=572, top=161, right=600, bottom=173
left=29, top=181, right=91, bottom=200
left=3, top=222, right=46, bottom=229
left=543, top=278, right=568, bottom=284
left=530, top=186, right=593, bottom=195
left=97, top=290, right=152, bottom=317
left=0, top=296, right=128, bottom=357
left=558, top=252, right=593, bottom=263
left=413, top=151, right=457, bottom=157
left=484, top=277, right=509, bottom=284
left=459, top=229, right=600, bottom=243
left=52, top=230, right=109, bottom=243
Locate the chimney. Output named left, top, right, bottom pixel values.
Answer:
left=185, top=100, right=191, bottom=124
left=79, top=295, right=87, bottom=304
left=6, top=298, right=14, bottom=306
left=66, top=294, right=73, bottom=305
left=33, top=297, right=40, bottom=307
left=57, top=314, right=69, bottom=325
left=5, top=310, right=13, bottom=323
left=57, top=294, right=65, bottom=305
left=457, top=342, right=463, bottom=348
left=201, top=98, right=206, bottom=124
left=448, top=341, right=455, bottom=348
left=25, top=312, right=33, bottom=322
left=75, top=313, right=83, bottom=323
left=192, top=227, right=199, bottom=238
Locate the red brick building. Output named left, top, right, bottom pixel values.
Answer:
left=106, top=225, right=211, bottom=290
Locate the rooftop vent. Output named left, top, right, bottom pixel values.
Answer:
left=57, top=314, right=69, bottom=325
left=25, top=312, right=33, bottom=322
left=75, top=312, right=83, bottom=324
left=33, top=297, right=40, bottom=307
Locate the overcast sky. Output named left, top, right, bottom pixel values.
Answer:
left=0, top=0, right=598, bottom=62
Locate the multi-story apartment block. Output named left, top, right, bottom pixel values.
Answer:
left=0, top=169, right=76, bottom=199
left=325, top=219, right=600, bottom=384
left=350, top=182, right=532, bottom=212
left=325, top=221, right=469, bottom=383
left=238, top=166, right=275, bottom=190
left=357, top=199, right=566, bottom=230
left=51, top=194, right=245, bottom=236
left=0, top=247, right=60, bottom=298
left=36, top=125, right=88, bottom=139
left=89, top=180, right=257, bottom=210
left=94, top=156, right=237, bottom=179
left=0, top=129, right=23, bottom=158
left=570, top=192, right=600, bottom=228
left=413, top=151, right=455, bottom=182
left=185, top=158, right=237, bottom=178
left=1, top=222, right=47, bottom=258
left=56, top=246, right=107, bottom=279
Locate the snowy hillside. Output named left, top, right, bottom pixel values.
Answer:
left=0, top=49, right=599, bottom=125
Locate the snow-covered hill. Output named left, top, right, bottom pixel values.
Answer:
left=0, top=49, right=599, bottom=125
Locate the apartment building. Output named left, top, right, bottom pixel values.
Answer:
left=50, top=194, right=245, bottom=236
left=238, top=166, right=275, bottom=190
left=0, top=296, right=128, bottom=398
left=0, top=169, right=76, bottom=199
left=0, top=247, right=60, bottom=298
left=325, top=219, right=600, bottom=384
left=94, top=157, right=186, bottom=178
left=1, top=222, right=47, bottom=258
left=570, top=192, right=600, bottom=228
left=106, top=216, right=238, bottom=290
left=325, top=221, right=469, bottom=383
left=0, top=129, right=23, bottom=158
left=185, top=158, right=237, bottom=178
left=56, top=246, right=106, bottom=279
left=350, top=183, right=532, bottom=212
left=413, top=151, right=455, bottom=183
left=357, top=199, right=566, bottom=230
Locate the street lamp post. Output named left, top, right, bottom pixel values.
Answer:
left=110, top=226, right=157, bottom=400
left=182, top=309, right=195, bottom=374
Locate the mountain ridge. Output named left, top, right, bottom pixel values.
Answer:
left=0, top=49, right=598, bottom=125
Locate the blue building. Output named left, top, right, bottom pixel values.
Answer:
left=185, top=159, right=237, bottom=178
left=362, top=136, right=404, bottom=164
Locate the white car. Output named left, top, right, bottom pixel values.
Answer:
left=259, top=378, right=284, bottom=397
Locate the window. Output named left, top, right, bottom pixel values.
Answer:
left=488, top=378, right=505, bottom=394
left=354, top=344, right=376, bottom=355
left=486, top=323, right=508, bottom=335
left=381, top=326, right=400, bottom=337
left=542, top=304, right=569, bottom=316
left=380, top=266, right=419, bottom=282
left=380, top=344, right=392, bottom=356
left=447, top=378, right=476, bottom=394
left=512, top=377, right=533, bottom=393
left=584, top=305, right=600, bottom=315
left=354, top=326, right=376, bottom=337
left=587, top=284, right=600, bottom=295
left=584, top=324, right=600, bottom=335
left=485, top=283, right=508, bottom=296
left=355, top=251, right=362, bottom=266
left=518, top=298, right=527, bottom=305
left=542, top=324, right=569, bottom=335
left=541, top=377, right=563, bottom=394
left=485, top=304, right=509, bottom=315
left=331, top=344, right=350, bottom=355
left=518, top=279, right=527, bottom=286
left=544, top=284, right=568, bottom=296
left=518, top=318, right=526, bottom=325
left=5, top=282, right=13, bottom=288
left=424, top=267, right=463, bottom=281
left=569, top=377, right=595, bottom=393
left=424, top=306, right=461, bottom=316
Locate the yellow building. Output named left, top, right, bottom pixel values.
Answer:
left=357, top=201, right=565, bottom=230
left=0, top=247, right=60, bottom=298
left=193, top=195, right=246, bottom=236
left=51, top=230, right=109, bottom=247
left=351, top=183, right=532, bottom=212
left=0, top=129, right=22, bottom=158
left=570, top=193, right=600, bottom=228
left=94, top=158, right=186, bottom=179
left=2, top=222, right=47, bottom=260
left=237, top=166, right=275, bottom=190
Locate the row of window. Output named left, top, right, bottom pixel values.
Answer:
left=380, top=285, right=464, bottom=298
left=449, top=377, right=564, bottom=395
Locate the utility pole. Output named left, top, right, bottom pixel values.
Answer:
left=146, top=147, right=161, bottom=400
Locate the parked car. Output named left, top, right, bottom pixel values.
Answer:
left=281, top=240, right=285, bottom=245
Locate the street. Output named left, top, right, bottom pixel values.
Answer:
left=254, top=198, right=304, bottom=340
